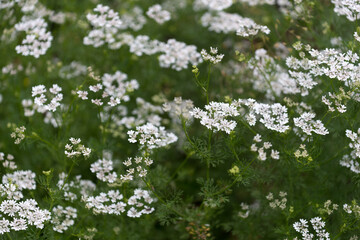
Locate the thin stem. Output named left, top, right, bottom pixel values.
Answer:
left=166, top=151, right=195, bottom=185
left=206, top=130, right=213, bottom=180
left=6, top=232, right=13, bottom=240
left=205, top=64, right=211, bottom=104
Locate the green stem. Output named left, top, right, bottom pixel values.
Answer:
left=205, top=64, right=211, bottom=104
left=166, top=151, right=195, bottom=185
left=206, top=130, right=213, bottom=180
left=6, top=232, right=12, bottom=240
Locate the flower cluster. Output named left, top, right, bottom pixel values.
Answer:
left=120, top=6, right=146, bottom=31
left=318, top=200, right=338, bottom=216
left=332, top=0, right=360, bottom=21
left=84, top=190, right=126, bottom=215
left=286, top=44, right=360, bottom=91
left=127, top=123, right=178, bottom=149
left=31, top=84, right=63, bottom=112
left=0, top=152, right=17, bottom=170
left=250, top=134, right=279, bottom=161
left=293, top=217, right=330, bottom=240
left=191, top=99, right=289, bottom=134
left=84, top=189, right=155, bottom=218
left=146, top=4, right=171, bottom=24
left=294, top=112, right=329, bottom=136
left=247, top=49, right=300, bottom=98
left=238, top=203, right=250, bottom=218
left=51, top=205, right=77, bottom=233
left=10, top=126, right=26, bottom=144
left=201, top=47, right=224, bottom=64
left=340, top=129, right=360, bottom=173
left=322, top=88, right=350, bottom=113
left=158, top=39, right=203, bottom=71
left=3, top=170, right=36, bottom=191
left=190, top=101, right=239, bottom=134
left=57, top=173, right=96, bottom=202
left=343, top=201, right=360, bottom=216
left=78, top=70, right=139, bottom=107
left=90, top=159, right=117, bottom=183
left=0, top=199, right=51, bottom=234
left=83, top=4, right=122, bottom=48
left=197, top=0, right=233, bottom=11
left=163, top=97, right=194, bottom=122
left=64, top=138, right=91, bottom=159
left=121, top=156, right=153, bottom=181
left=201, top=11, right=270, bottom=37
left=59, top=61, right=87, bottom=79
left=14, top=18, right=53, bottom=58
left=266, top=191, right=287, bottom=210
left=126, top=189, right=155, bottom=218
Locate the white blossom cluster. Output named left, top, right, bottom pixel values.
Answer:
left=59, top=61, right=87, bottom=79
left=345, top=129, right=360, bottom=158
left=0, top=152, right=17, bottom=170
left=355, top=32, right=360, bottom=42
left=339, top=152, right=360, bottom=174
left=128, top=35, right=160, bottom=56
left=239, top=0, right=276, bottom=5
left=196, top=0, right=233, bottom=11
left=3, top=170, right=36, bottom=191
left=78, top=70, right=139, bottom=107
left=294, top=112, right=329, bottom=136
left=22, top=98, right=61, bottom=128
left=294, top=144, right=310, bottom=159
left=0, top=169, right=35, bottom=201
left=293, top=217, right=330, bottom=240
left=83, top=4, right=123, bottom=48
left=84, top=6, right=202, bottom=71
left=248, top=49, right=301, bottom=98
left=332, top=0, right=360, bottom=21
left=90, top=159, right=117, bottom=183
left=321, top=88, right=349, bottom=113
left=158, top=39, right=203, bottom=71
left=127, top=123, right=178, bottom=149
left=190, top=101, right=239, bottom=134
left=64, top=137, right=91, bottom=159
left=83, top=189, right=154, bottom=218
left=121, top=156, right=153, bottom=181
left=126, top=189, right=155, bottom=218
left=0, top=182, right=23, bottom=201
left=201, top=11, right=270, bottom=37
left=238, top=203, right=250, bottom=218
left=31, top=84, right=63, bottom=112
left=0, top=199, right=51, bottom=234
left=266, top=191, right=287, bottom=210
left=146, top=4, right=171, bottom=24
left=10, top=126, right=26, bottom=144
left=201, top=47, right=224, bottom=64
left=343, top=201, right=360, bottom=216
left=2, top=63, right=23, bottom=75
left=51, top=205, right=77, bottom=233
left=340, top=129, right=360, bottom=174
left=115, top=97, right=163, bottom=128
left=191, top=99, right=289, bottom=134
left=14, top=17, right=53, bottom=58
left=57, top=173, right=96, bottom=202
left=250, top=134, right=279, bottom=161
left=250, top=102, right=289, bottom=133
left=120, top=6, right=146, bottom=31
left=286, top=45, right=360, bottom=90
left=163, top=97, right=194, bottom=122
